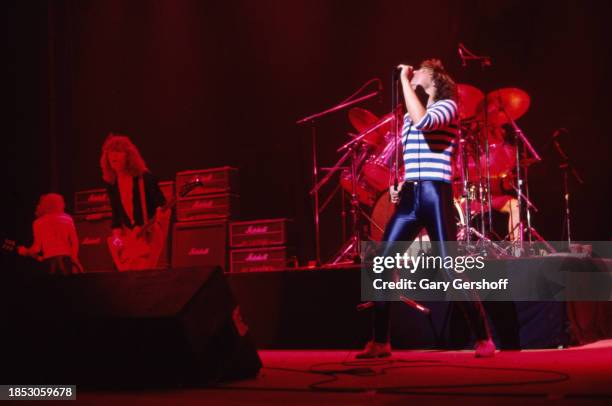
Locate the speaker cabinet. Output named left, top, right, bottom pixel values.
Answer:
left=171, top=220, right=227, bottom=270
left=74, top=213, right=115, bottom=272
left=74, top=213, right=170, bottom=271
left=2, top=267, right=262, bottom=386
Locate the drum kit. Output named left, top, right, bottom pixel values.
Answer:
left=324, top=84, right=552, bottom=262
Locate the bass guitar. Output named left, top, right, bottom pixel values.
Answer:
left=107, top=179, right=202, bottom=271
left=2, top=238, right=85, bottom=273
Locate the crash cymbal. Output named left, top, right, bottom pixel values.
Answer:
left=476, top=88, right=530, bottom=126
left=457, top=84, right=484, bottom=120
left=348, top=107, right=391, bottom=150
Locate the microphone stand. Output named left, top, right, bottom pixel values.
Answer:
left=552, top=132, right=583, bottom=250
left=297, top=90, right=380, bottom=266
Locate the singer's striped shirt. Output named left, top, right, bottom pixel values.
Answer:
left=402, top=99, right=458, bottom=183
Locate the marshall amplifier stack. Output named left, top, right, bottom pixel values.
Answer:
left=74, top=188, right=114, bottom=272
left=73, top=181, right=174, bottom=272
left=229, top=218, right=294, bottom=273
left=75, top=181, right=174, bottom=214
left=74, top=188, right=112, bottom=214
left=175, top=167, right=239, bottom=221
left=74, top=211, right=114, bottom=272
left=171, top=167, right=239, bottom=270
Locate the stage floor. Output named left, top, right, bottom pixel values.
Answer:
left=69, top=340, right=612, bottom=405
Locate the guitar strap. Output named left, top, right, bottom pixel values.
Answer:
left=139, top=176, right=149, bottom=224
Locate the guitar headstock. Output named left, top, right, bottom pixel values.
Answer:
left=179, top=178, right=205, bottom=198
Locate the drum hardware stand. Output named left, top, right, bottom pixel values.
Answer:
left=502, top=108, right=551, bottom=256
left=297, top=87, right=381, bottom=266
left=459, top=225, right=507, bottom=257
left=456, top=123, right=477, bottom=252
left=310, top=142, right=359, bottom=265
left=458, top=42, right=496, bottom=248
left=317, top=175, right=344, bottom=233
left=327, top=125, right=392, bottom=266
left=339, top=182, right=347, bottom=243
left=329, top=143, right=363, bottom=265
left=457, top=121, right=493, bottom=251
left=456, top=128, right=502, bottom=256
left=319, top=140, right=369, bottom=236
left=472, top=101, right=495, bottom=242
left=551, top=129, right=583, bottom=251
left=500, top=183, right=556, bottom=254
left=456, top=130, right=505, bottom=257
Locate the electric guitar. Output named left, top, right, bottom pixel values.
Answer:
left=107, top=179, right=202, bottom=271
left=2, top=238, right=85, bottom=273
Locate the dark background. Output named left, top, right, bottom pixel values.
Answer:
left=5, top=0, right=610, bottom=263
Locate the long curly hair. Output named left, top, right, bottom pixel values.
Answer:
left=100, top=133, right=148, bottom=184
left=35, top=193, right=65, bottom=218
left=420, top=59, right=458, bottom=103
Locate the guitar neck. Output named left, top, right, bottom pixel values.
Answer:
left=135, top=180, right=201, bottom=238
left=138, top=196, right=177, bottom=237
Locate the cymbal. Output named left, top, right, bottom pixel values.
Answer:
left=457, top=84, right=484, bottom=120
left=348, top=108, right=391, bottom=150
left=475, top=88, right=530, bottom=126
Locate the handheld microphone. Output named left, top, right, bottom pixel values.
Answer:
left=393, top=66, right=402, bottom=79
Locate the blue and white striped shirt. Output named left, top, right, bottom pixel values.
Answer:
left=402, top=99, right=458, bottom=183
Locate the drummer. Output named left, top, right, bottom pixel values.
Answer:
left=454, top=124, right=521, bottom=241
left=489, top=125, right=521, bottom=241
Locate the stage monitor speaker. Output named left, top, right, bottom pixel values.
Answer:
left=2, top=267, right=262, bottom=386
left=172, top=220, right=227, bottom=270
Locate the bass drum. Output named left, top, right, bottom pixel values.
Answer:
left=369, top=191, right=465, bottom=242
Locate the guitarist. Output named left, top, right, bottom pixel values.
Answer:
left=17, top=193, right=83, bottom=275
left=100, top=133, right=170, bottom=271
